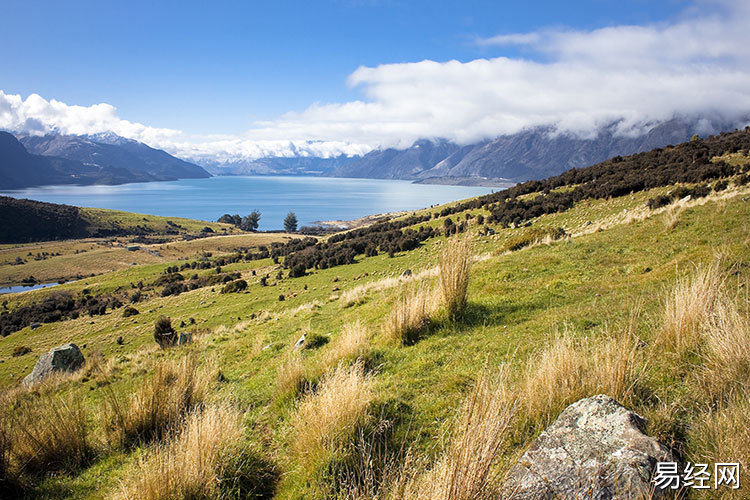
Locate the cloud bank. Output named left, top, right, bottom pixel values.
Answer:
left=2, top=0, right=750, bottom=162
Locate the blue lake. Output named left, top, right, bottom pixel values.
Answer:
left=0, top=176, right=499, bottom=231
left=0, top=282, right=62, bottom=295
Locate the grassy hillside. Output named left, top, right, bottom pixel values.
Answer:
left=0, top=196, right=238, bottom=244
left=0, top=132, right=749, bottom=499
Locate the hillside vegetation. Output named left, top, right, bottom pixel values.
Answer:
left=0, top=130, right=749, bottom=499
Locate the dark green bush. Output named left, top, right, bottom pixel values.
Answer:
left=153, top=317, right=177, bottom=348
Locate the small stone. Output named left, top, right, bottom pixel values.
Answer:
left=293, top=333, right=306, bottom=350
left=178, top=332, right=193, bottom=345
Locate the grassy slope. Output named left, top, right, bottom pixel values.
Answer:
left=0, top=180, right=748, bottom=498
left=0, top=206, right=298, bottom=285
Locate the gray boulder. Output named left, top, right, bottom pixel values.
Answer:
left=23, top=343, right=85, bottom=387
left=178, top=332, right=193, bottom=345
left=502, top=394, right=673, bottom=499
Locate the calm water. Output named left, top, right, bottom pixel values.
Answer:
left=0, top=176, right=497, bottom=231
left=0, top=282, right=62, bottom=295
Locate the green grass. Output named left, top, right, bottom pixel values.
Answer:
left=1, top=181, right=749, bottom=498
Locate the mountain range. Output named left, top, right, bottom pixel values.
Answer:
left=0, top=132, right=210, bottom=190
left=328, top=118, right=743, bottom=184
left=1, top=116, right=746, bottom=189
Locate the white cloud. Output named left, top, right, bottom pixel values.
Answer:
left=2, top=0, right=750, bottom=161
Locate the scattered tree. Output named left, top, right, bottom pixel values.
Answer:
left=241, top=210, right=261, bottom=231
left=284, top=212, right=298, bottom=233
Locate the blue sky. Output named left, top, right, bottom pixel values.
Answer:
left=1, top=0, right=748, bottom=162
left=2, top=0, right=690, bottom=134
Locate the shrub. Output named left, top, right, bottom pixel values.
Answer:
left=647, top=195, right=672, bottom=209
left=114, top=403, right=250, bottom=500
left=11, top=345, right=31, bottom=357
left=221, top=279, right=247, bottom=294
left=439, top=238, right=471, bottom=319
left=305, top=332, right=329, bottom=350
left=289, top=263, right=306, bottom=278
left=153, top=317, right=177, bottom=348
left=102, top=355, right=211, bottom=447
left=161, top=281, right=186, bottom=297
left=122, top=306, right=139, bottom=317
left=292, top=362, right=374, bottom=473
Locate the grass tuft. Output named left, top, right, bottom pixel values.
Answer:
left=276, top=352, right=306, bottom=400
left=292, top=361, right=375, bottom=474
left=325, top=321, right=371, bottom=369
left=101, top=354, right=211, bottom=447
left=699, top=288, right=750, bottom=402
left=113, top=403, right=247, bottom=500
left=384, top=285, right=435, bottom=345
left=6, top=391, right=93, bottom=473
left=659, top=261, right=722, bottom=360
left=439, top=238, right=471, bottom=320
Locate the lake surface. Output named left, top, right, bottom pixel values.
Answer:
left=0, top=282, right=62, bottom=295
left=1, top=176, right=498, bottom=231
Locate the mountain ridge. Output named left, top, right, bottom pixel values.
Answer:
left=328, top=117, right=744, bottom=182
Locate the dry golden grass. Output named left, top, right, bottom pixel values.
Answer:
left=113, top=403, right=245, bottom=500
left=384, top=285, right=436, bottom=345
left=519, top=327, right=643, bottom=430
left=439, top=238, right=471, bottom=319
left=325, top=321, right=371, bottom=369
left=658, top=261, right=722, bottom=360
left=5, top=391, right=92, bottom=473
left=292, top=361, right=374, bottom=472
left=101, top=354, right=212, bottom=447
left=360, top=365, right=517, bottom=500
left=276, top=352, right=306, bottom=400
left=691, top=394, right=749, bottom=500
left=699, top=289, right=750, bottom=401
left=662, top=201, right=686, bottom=230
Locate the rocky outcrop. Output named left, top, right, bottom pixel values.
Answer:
left=502, top=394, right=673, bottom=499
left=22, top=343, right=85, bottom=387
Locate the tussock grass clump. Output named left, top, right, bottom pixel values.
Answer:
left=6, top=391, right=93, bottom=473
left=659, top=261, right=722, bottom=360
left=699, top=289, right=750, bottom=401
left=114, top=403, right=247, bottom=500
left=384, top=285, right=434, bottom=345
left=292, top=362, right=374, bottom=473
left=439, top=238, right=471, bottom=319
left=690, top=392, right=750, bottom=500
left=276, top=352, right=306, bottom=400
left=662, top=201, right=686, bottom=230
left=102, top=355, right=211, bottom=447
left=519, top=328, right=643, bottom=430
left=498, top=226, right=566, bottom=253
left=325, top=321, right=371, bottom=369
left=364, top=365, right=516, bottom=500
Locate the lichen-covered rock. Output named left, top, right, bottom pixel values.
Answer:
left=22, top=343, right=85, bottom=387
left=502, top=394, right=673, bottom=499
